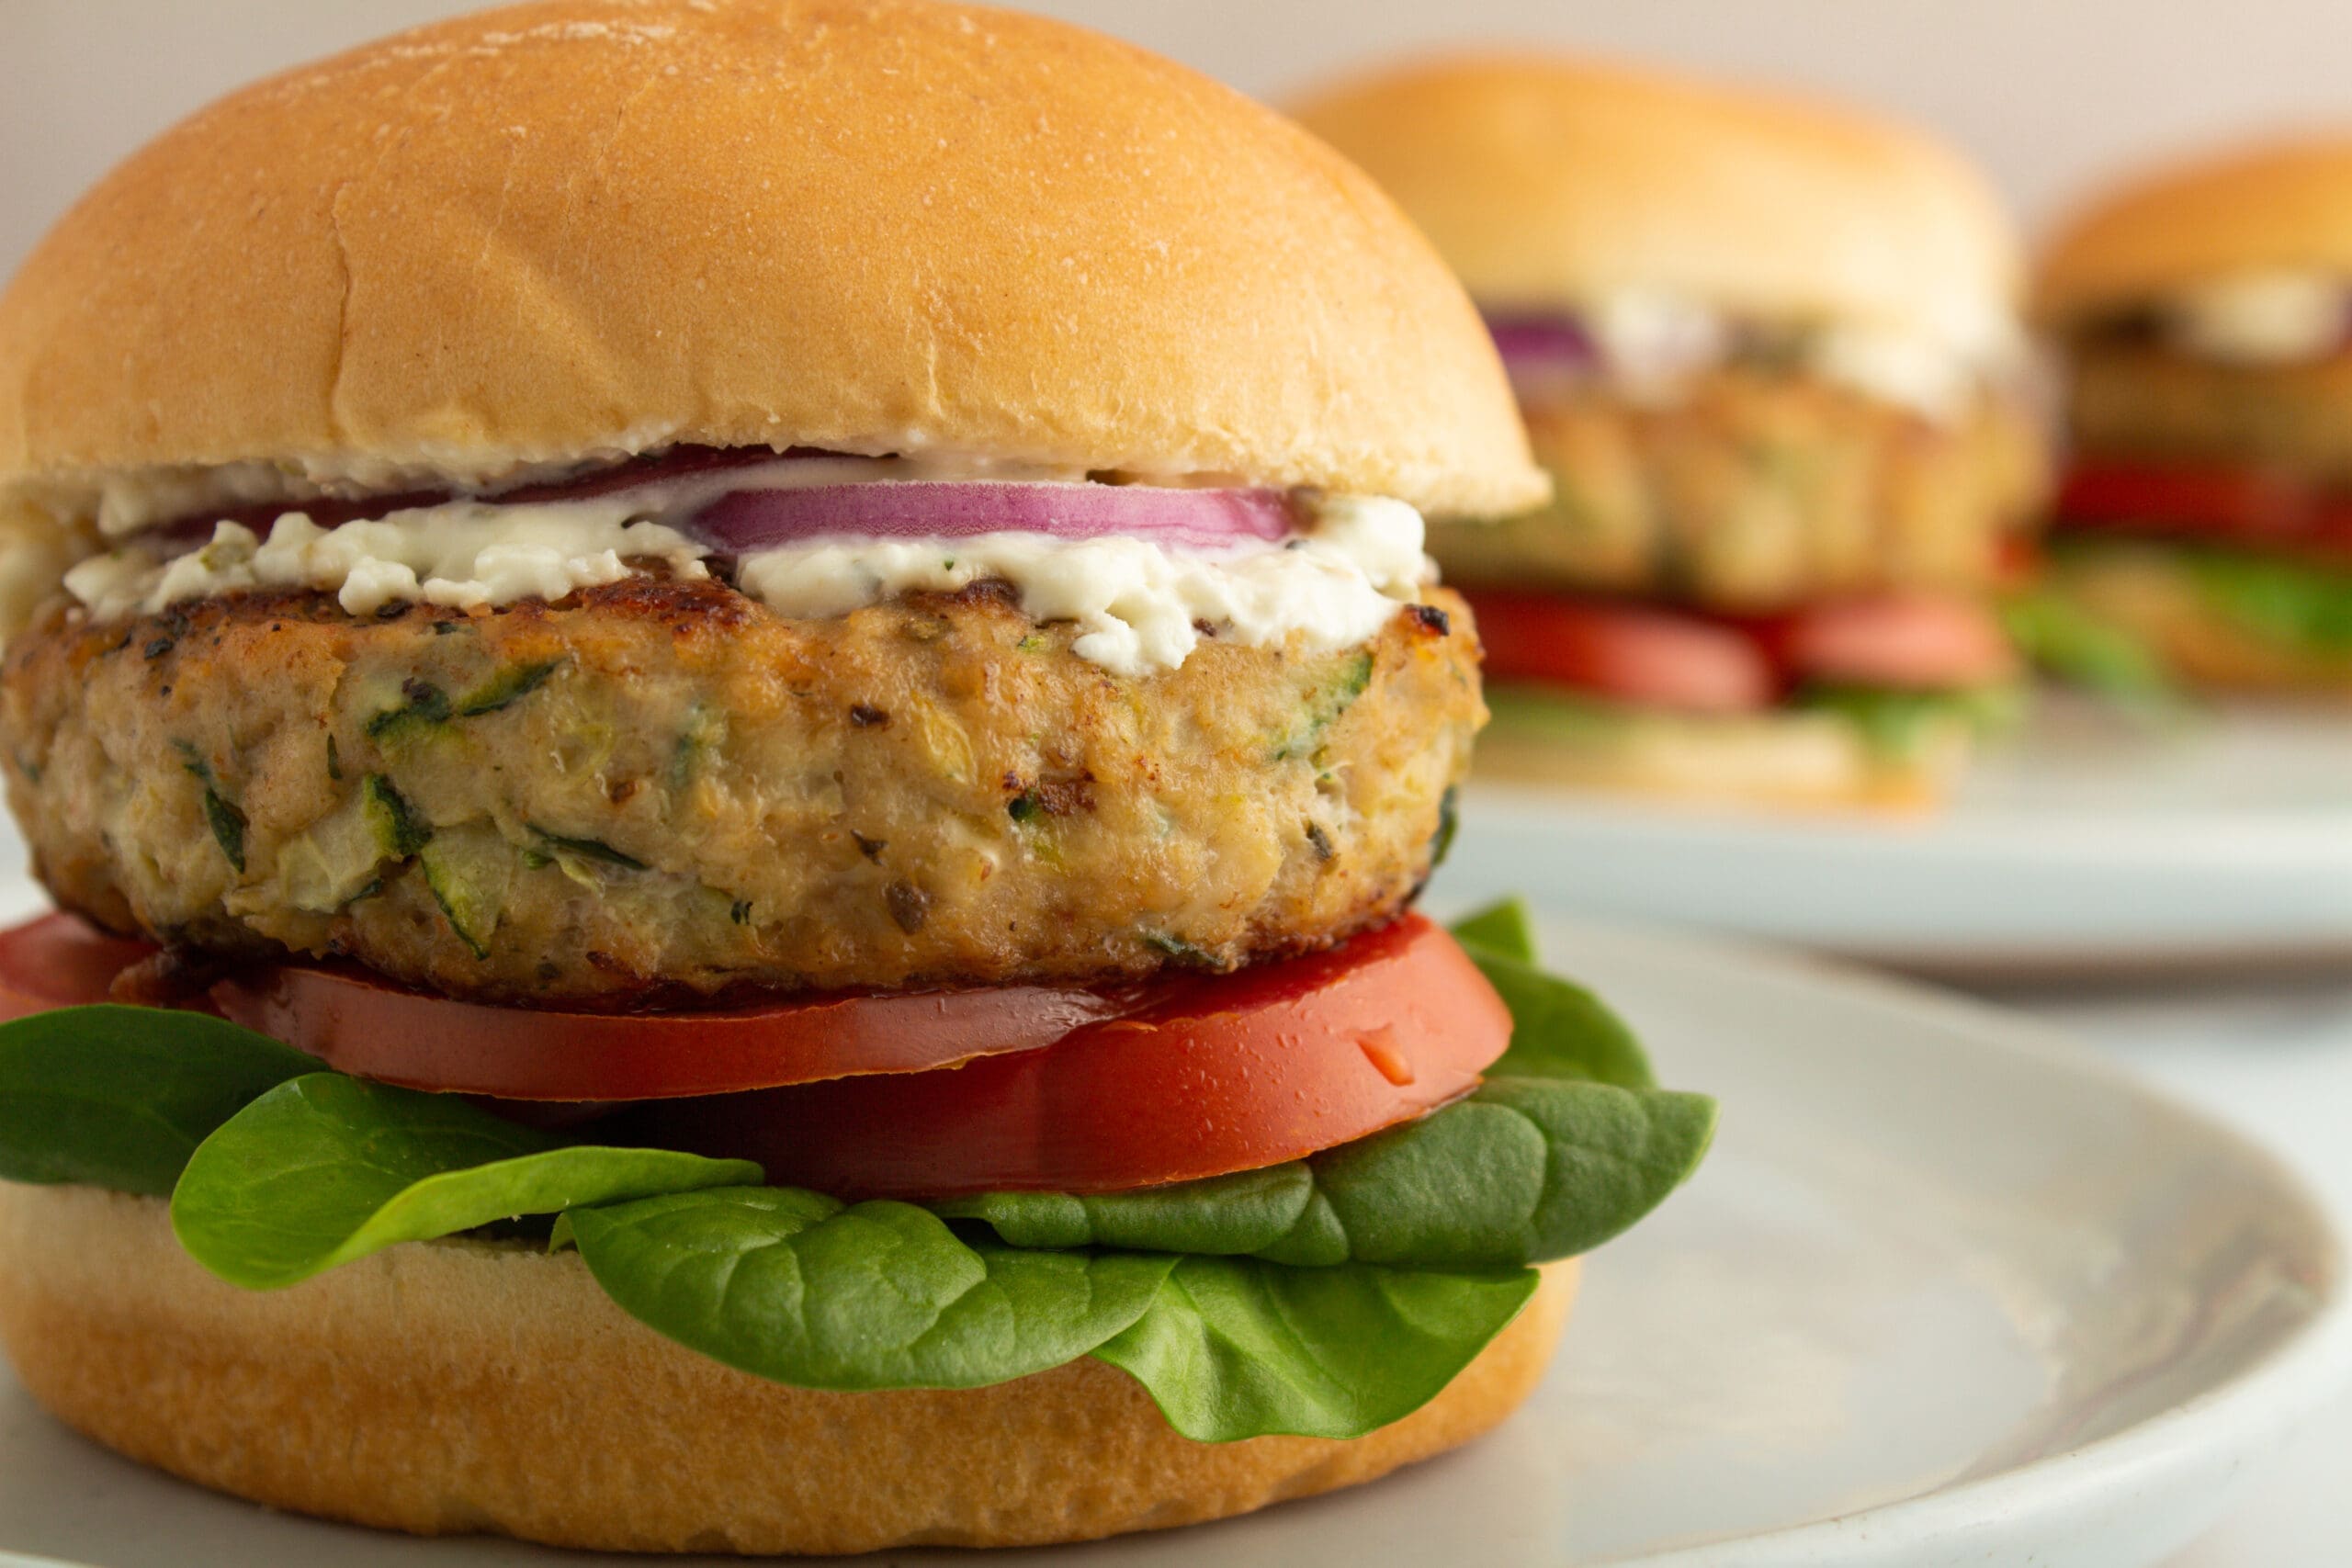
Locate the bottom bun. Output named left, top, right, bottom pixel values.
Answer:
left=0, top=1184, right=1575, bottom=1555
left=2052, top=541, right=2352, bottom=695
left=1476, top=689, right=1968, bottom=811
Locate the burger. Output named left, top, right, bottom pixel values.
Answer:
left=0, top=0, right=1713, bottom=1554
left=2037, top=137, right=2352, bottom=693
left=1293, top=56, right=2048, bottom=807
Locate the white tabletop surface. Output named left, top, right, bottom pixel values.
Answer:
left=1987, top=970, right=2352, bottom=1565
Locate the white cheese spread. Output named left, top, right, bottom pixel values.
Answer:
left=1527, top=291, right=2017, bottom=421
left=60, top=478, right=1430, bottom=678
left=2163, top=273, right=2347, bottom=365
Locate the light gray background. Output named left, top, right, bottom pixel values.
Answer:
left=5, top=0, right=2352, bottom=282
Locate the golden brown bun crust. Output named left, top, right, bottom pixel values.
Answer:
left=1291, top=54, right=2018, bottom=348
left=2038, top=138, right=2352, bottom=322
left=0, top=1185, right=1575, bottom=1554
left=1477, top=693, right=1968, bottom=811
left=0, top=0, right=1542, bottom=520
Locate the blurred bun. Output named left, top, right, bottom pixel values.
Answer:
left=1476, top=695, right=1973, bottom=810
left=1292, top=54, right=2020, bottom=356
left=2037, top=137, right=2352, bottom=321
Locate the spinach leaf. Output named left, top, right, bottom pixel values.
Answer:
left=2000, top=587, right=2177, bottom=709
left=2176, top=545, right=2352, bottom=653
left=562, top=1187, right=1175, bottom=1390
left=0, top=1005, right=316, bottom=1197
left=170, top=1074, right=759, bottom=1288
left=1450, top=897, right=1537, bottom=964
left=1091, top=1256, right=1538, bottom=1441
left=1264, top=1079, right=1713, bottom=1267
left=938, top=1079, right=1713, bottom=1269
left=934, top=1162, right=1310, bottom=1255
left=1468, top=944, right=1656, bottom=1089
left=1792, top=682, right=2024, bottom=763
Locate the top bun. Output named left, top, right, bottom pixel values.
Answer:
left=0, top=0, right=1543, bottom=520
left=1291, top=54, right=2020, bottom=356
left=2036, top=137, right=2352, bottom=322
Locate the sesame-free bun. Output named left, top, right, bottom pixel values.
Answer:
left=1291, top=54, right=2020, bottom=355
left=1476, top=694, right=1974, bottom=811
left=2037, top=137, right=2352, bottom=323
left=0, top=0, right=1543, bottom=521
left=0, top=1184, right=1576, bottom=1554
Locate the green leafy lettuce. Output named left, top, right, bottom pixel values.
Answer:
left=2000, top=584, right=2177, bottom=709
left=171, top=1073, right=759, bottom=1288
left=1788, top=682, right=2024, bottom=764
left=2051, top=536, right=2352, bottom=661
left=0, top=1005, right=316, bottom=1197
left=559, top=1187, right=1175, bottom=1391
left=0, top=902, right=1713, bottom=1441
left=2174, top=546, right=2352, bottom=654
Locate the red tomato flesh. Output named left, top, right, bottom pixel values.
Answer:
left=0, top=912, right=1152, bottom=1099
left=615, top=913, right=1510, bottom=1199
left=0, top=910, right=1514, bottom=1198
left=2056, top=461, right=2352, bottom=558
left=1465, top=588, right=1776, bottom=713
left=1465, top=586, right=2009, bottom=707
left=1751, top=594, right=2018, bottom=691
left=0, top=914, right=160, bottom=1022
left=210, top=963, right=1153, bottom=1101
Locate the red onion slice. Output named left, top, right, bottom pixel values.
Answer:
left=687, top=482, right=1298, bottom=553
left=1484, top=313, right=1600, bottom=376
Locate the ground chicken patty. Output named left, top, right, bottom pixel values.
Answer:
left=1430, top=371, right=2045, bottom=612
left=2, top=576, right=1481, bottom=1005
left=2065, top=345, right=2352, bottom=486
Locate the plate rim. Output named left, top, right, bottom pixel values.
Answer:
left=1452, top=775, right=2352, bottom=972
left=1535, top=917, right=2352, bottom=1566
left=1466, top=775, right=2352, bottom=867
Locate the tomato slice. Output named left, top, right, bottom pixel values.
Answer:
left=1750, top=594, right=2017, bottom=691
left=616, top=914, right=1510, bottom=1200
left=2056, top=461, right=2352, bottom=558
left=0, top=913, right=160, bottom=1022
left=0, top=909, right=1514, bottom=1198
left=1464, top=588, right=1776, bottom=713
left=210, top=964, right=1155, bottom=1101
left=0, top=911, right=1151, bottom=1100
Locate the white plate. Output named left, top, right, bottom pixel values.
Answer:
left=0, top=919, right=2343, bottom=1567
left=1441, top=700, right=2352, bottom=977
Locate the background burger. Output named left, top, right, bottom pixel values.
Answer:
left=2037, top=137, right=2352, bottom=694
left=1294, top=55, right=2049, bottom=807
left=0, top=0, right=1713, bottom=1554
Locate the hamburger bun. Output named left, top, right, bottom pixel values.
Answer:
left=2037, top=137, right=2352, bottom=324
left=0, top=1184, right=1577, bottom=1553
left=1289, top=54, right=2020, bottom=359
left=0, top=0, right=1544, bottom=524
left=1476, top=695, right=1973, bottom=811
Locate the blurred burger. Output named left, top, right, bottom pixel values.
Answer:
left=2038, top=138, right=2352, bottom=693
left=1295, top=56, right=2046, bottom=807
left=0, top=0, right=1713, bottom=1555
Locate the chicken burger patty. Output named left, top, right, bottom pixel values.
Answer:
left=4, top=574, right=1480, bottom=1006
left=1429, top=369, right=2044, bottom=612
